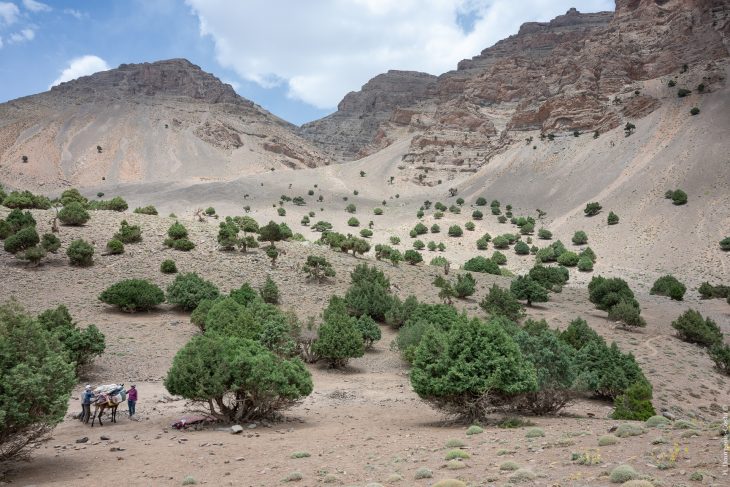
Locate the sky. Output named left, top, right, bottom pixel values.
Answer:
left=0, top=0, right=614, bottom=125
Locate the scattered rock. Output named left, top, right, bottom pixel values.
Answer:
left=230, top=425, right=243, bottom=434
left=76, top=437, right=88, bottom=444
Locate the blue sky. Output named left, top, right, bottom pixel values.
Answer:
left=0, top=0, right=614, bottom=125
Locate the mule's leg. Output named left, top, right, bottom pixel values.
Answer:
left=112, top=406, right=117, bottom=423
left=91, top=407, right=96, bottom=427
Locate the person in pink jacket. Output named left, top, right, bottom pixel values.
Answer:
left=127, top=385, right=138, bottom=417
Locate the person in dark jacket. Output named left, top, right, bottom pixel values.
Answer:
left=127, top=385, right=137, bottom=418
left=81, top=385, right=94, bottom=423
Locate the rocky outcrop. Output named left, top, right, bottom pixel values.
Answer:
left=302, top=0, right=729, bottom=179
left=300, top=70, right=437, bottom=159
left=0, top=59, right=330, bottom=190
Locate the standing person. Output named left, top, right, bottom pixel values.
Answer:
left=127, top=385, right=137, bottom=418
left=81, top=385, right=94, bottom=424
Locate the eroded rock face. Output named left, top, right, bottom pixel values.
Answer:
left=49, top=59, right=243, bottom=105
left=300, top=70, right=437, bottom=160
left=302, top=0, right=729, bottom=178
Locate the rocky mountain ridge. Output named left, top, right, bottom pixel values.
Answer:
left=0, top=59, right=330, bottom=190
left=301, top=0, right=729, bottom=186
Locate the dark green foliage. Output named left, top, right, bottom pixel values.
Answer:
left=624, top=122, right=636, bottom=136
left=166, top=273, right=220, bottom=311
left=560, top=318, right=601, bottom=351
left=60, top=188, right=88, bottom=207
left=4, top=226, right=39, bottom=254
left=2, top=190, right=51, bottom=209
left=0, top=219, right=12, bottom=239
left=572, top=231, right=588, bottom=245
left=258, top=220, right=283, bottom=246
left=529, top=265, right=569, bottom=289
left=513, top=327, right=578, bottom=414
left=677, top=88, right=691, bottom=97
left=491, top=251, right=507, bottom=265
left=217, top=219, right=239, bottom=250
left=160, top=259, right=177, bottom=274
left=5, top=209, right=36, bottom=233
left=476, top=237, right=489, bottom=250
left=165, top=221, right=194, bottom=251
left=608, top=300, right=646, bottom=328
left=584, top=202, right=602, bottom=216
left=607, top=211, right=619, bottom=225
left=579, top=246, right=597, bottom=262
left=395, top=304, right=462, bottom=363
left=382, top=295, right=419, bottom=329
left=404, top=249, right=423, bottom=265
left=41, top=233, right=60, bottom=253
left=114, top=220, right=142, bottom=243
left=697, top=282, right=730, bottom=299
left=519, top=222, right=534, bottom=235
left=709, top=343, right=730, bottom=375
left=260, top=276, right=280, bottom=304
left=347, top=217, right=359, bottom=227
left=133, top=205, right=158, bottom=215
left=611, top=381, right=656, bottom=421
left=463, top=256, right=500, bottom=275
left=510, top=276, right=548, bottom=306
left=588, top=276, right=638, bottom=311
left=105, top=238, right=124, bottom=255
left=410, top=317, right=538, bottom=420
left=303, top=255, right=335, bottom=281
left=720, top=237, right=730, bottom=251
left=229, top=283, right=258, bottom=307
left=360, top=228, right=372, bottom=238
left=36, top=304, right=106, bottom=375
left=66, top=239, right=94, bottom=266
left=472, top=210, right=483, bottom=220
left=690, top=107, right=700, bottom=115
left=577, top=257, right=593, bottom=272
left=345, top=264, right=393, bottom=321
left=164, top=334, right=312, bottom=421
left=99, top=279, right=165, bottom=312
left=538, top=228, right=552, bottom=240
left=0, top=302, right=76, bottom=461
left=573, top=339, right=648, bottom=400
left=671, top=309, right=723, bottom=347
left=355, top=315, right=381, bottom=349
left=465, top=221, right=475, bottom=231
left=453, top=273, right=476, bottom=299
left=671, top=189, right=687, bottom=205
left=650, top=275, right=686, bottom=301
left=557, top=251, right=579, bottom=267
left=413, top=222, right=428, bottom=236
left=58, top=202, right=90, bottom=226
left=313, top=296, right=364, bottom=367
left=475, top=197, right=487, bottom=206
left=492, top=235, right=509, bottom=249
left=479, top=285, right=524, bottom=322
left=413, top=240, right=425, bottom=250
left=19, top=246, right=47, bottom=266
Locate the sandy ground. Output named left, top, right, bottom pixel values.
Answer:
left=1, top=207, right=728, bottom=486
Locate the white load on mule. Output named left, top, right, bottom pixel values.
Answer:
left=94, top=383, right=127, bottom=404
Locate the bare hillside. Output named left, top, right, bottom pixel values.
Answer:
left=0, top=59, right=330, bottom=191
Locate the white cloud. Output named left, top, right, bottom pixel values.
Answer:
left=186, top=0, right=613, bottom=109
left=8, top=27, right=33, bottom=43
left=50, top=55, right=110, bottom=88
left=63, top=8, right=86, bottom=20
left=22, top=0, right=50, bottom=13
left=0, top=2, right=20, bottom=25
left=0, top=36, right=3, bottom=48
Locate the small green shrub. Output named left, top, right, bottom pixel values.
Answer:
left=445, top=438, right=465, bottom=448
left=58, top=202, right=90, bottom=226
left=671, top=309, right=723, bottom=347
left=259, top=276, right=280, bottom=304
left=584, top=202, right=602, bottom=216
left=290, top=451, right=310, bottom=459
left=609, top=465, right=638, bottom=483
left=557, top=251, right=579, bottom=267
left=463, top=256, right=500, bottom=275
left=4, top=226, right=39, bottom=254
left=671, top=189, right=687, bottom=205
left=445, top=449, right=470, bottom=460
left=414, top=467, right=433, bottom=479
left=479, top=285, right=524, bottom=322
left=525, top=427, right=544, bottom=438
left=133, top=205, right=158, bottom=215
left=105, top=239, right=124, bottom=255
left=598, top=434, right=618, bottom=446
left=577, top=257, right=593, bottom=272
left=166, top=273, right=220, bottom=311
left=650, top=275, right=686, bottom=300
left=720, top=237, right=730, bottom=251
left=161, top=259, right=177, bottom=274
left=612, top=381, right=656, bottom=421
left=607, top=211, right=619, bottom=225
left=500, top=461, right=520, bottom=471
left=114, top=220, right=142, bottom=243
left=447, top=225, right=463, bottom=237
left=99, top=279, right=165, bottom=312
left=66, top=239, right=94, bottom=266
left=645, top=415, right=671, bottom=428
left=615, top=423, right=644, bottom=438
left=466, top=424, right=484, bottom=435
left=709, top=343, right=730, bottom=375
left=572, top=231, right=588, bottom=245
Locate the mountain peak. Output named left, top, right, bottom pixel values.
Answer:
left=49, top=58, right=242, bottom=104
